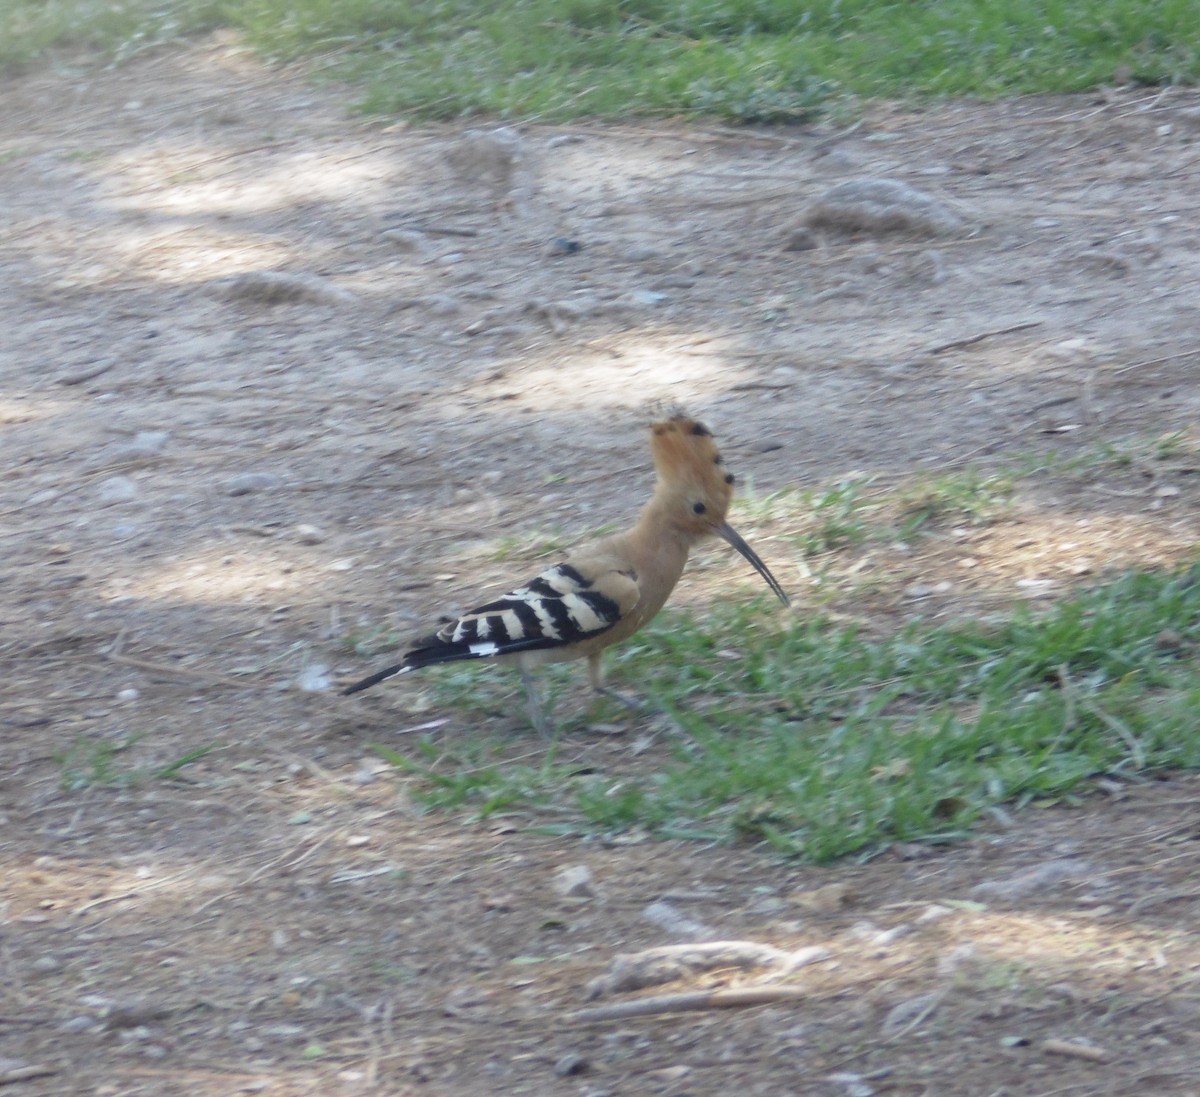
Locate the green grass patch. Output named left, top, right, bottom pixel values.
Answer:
left=896, top=468, right=1016, bottom=533
left=375, top=564, right=1200, bottom=860
left=55, top=734, right=216, bottom=790
left=3, top=0, right=1196, bottom=120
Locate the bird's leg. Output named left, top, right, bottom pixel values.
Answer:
left=521, top=667, right=555, bottom=738
left=587, top=652, right=644, bottom=713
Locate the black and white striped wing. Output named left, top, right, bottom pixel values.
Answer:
left=406, top=562, right=638, bottom=668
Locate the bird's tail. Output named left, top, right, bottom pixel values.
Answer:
left=340, top=663, right=414, bottom=696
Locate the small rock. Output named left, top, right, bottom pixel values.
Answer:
left=58, top=358, right=116, bottom=385
left=1154, top=628, right=1184, bottom=653
left=294, top=524, right=326, bottom=545
left=624, top=288, right=670, bottom=307
left=641, top=901, right=716, bottom=940
left=782, top=226, right=818, bottom=251
left=552, top=864, right=596, bottom=899
left=89, top=430, right=169, bottom=468
left=444, top=126, right=524, bottom=194
left=972, top=859, right=1093, bottom=901
left=212, top=271, right=356, bottom=307
left=804, top=178, right=964, bottom=238
left=880, top=991, right=942, bottom=1037
left=546, top=237, right=582, bottom=256
left=103, top=999, right=169, bottom=1030
left=826, top=1072, right=875, bottom=1097
left=937, top=942, right=980, bottom=978
left=553, top=1052, right=588, bottom=1077
left=296, top=664, right=331, bottom=692
left=624, top=244, right=665, bottom=263
left=525, top=296, right=599, bottom=333
left=424, top=294, right=461, bottom=317
left=1015, top=578, right=1056, bottom=596
left=794, top=882, right=853, bottom=914
left=60, top=1015, right=100, bottom=1033
left=380, top=228, right=426, bottom=253
left=116, top=688, right=140, bottom=702
left=30, top=955, right=62, bottom=976
left=225, top=471, right=282, bottom=496
left=95, top=476, right=139, bottom=505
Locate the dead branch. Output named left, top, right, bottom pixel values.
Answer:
left=927, top=320, right=1043, bottom=355
left=586, top=941, right=829, bottom=999
left=1041, top=1038, right=1112, bottom=1063
left=568, top=985, right=808, bottom=1024
left=0, top=1066, right=57, bottom=1086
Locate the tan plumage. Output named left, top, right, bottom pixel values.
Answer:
left=342, top=413, right=788, bottom=732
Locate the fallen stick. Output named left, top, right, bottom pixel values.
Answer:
left=928, top=320, right=1042, bottom=355
left=0, top=1065, right=57, bottom=1086
left=568, top=985, right=807, bottom=1024
left=1041, top=1038, right=1111, bottom=1063
left=586, top=940, right=830, bottom=999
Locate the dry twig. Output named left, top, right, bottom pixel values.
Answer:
left=569, top=985, right=807, bottom=1024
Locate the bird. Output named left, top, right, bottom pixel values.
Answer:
left=341, top=412, right=789, bottom=733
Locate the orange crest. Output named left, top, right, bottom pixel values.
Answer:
left=648, top=414, right=735, bottom=522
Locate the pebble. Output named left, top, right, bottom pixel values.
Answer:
left=425, top=294, right=461, bottom=317
left=225, top=471, right=282, bottom=496
left=103, top=999, right=168, bottom=1030
left=30, top=955, right=62, bottom=975
left=625, top=289, right=670, bottom=307
left=95, top=475, right=139, bottom=505
left=554, top=1052, right=588, bottom=1077
left=794, top=882, right=853, bottom=914
left=380, top=228, right=426, bottom=253
left=551, top=864, right=596, bottom=899
left=783, top=226, right=818, bottom=251
left=804, top=178, right=965, bottom=239
left=624, top=244, right=665, bottom=263
left=908, top=580, right=953, bottom=599
left=116, top=688, right=140, bottom=702
left=444, top=126, right=524, bottom=192
left=60, top=1015, right=99, bottom=1033
left=296, top=664, right=331, bottom=692
left=972, top=858, right=1093, bottom=900
left=1014, top=578, right=1056, bottom=596
left=58, top=358, right=116, bottom=385
left=213, top=270, right=356, bottom=307
left=294, top=524, right=326, bottom=545
left=641, top=900, right=716, bottom=940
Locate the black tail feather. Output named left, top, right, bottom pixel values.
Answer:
left=340, top=663, right=406, bottom=696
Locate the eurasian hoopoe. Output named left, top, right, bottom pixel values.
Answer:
left=342, top=413, right=789, bottom=732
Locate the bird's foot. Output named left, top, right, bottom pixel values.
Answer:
left=594, top=685, right=646, bottom=713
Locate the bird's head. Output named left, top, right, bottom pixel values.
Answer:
left=648, top=413, right=789, bottom=606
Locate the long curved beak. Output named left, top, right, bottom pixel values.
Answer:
left=715, top=522, right=789, bottom=606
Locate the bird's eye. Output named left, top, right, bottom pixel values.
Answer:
left=692, top=502, right=707, bottom=515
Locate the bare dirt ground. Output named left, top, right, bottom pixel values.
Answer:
left=2, top=35, right=1200, bottom=1096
